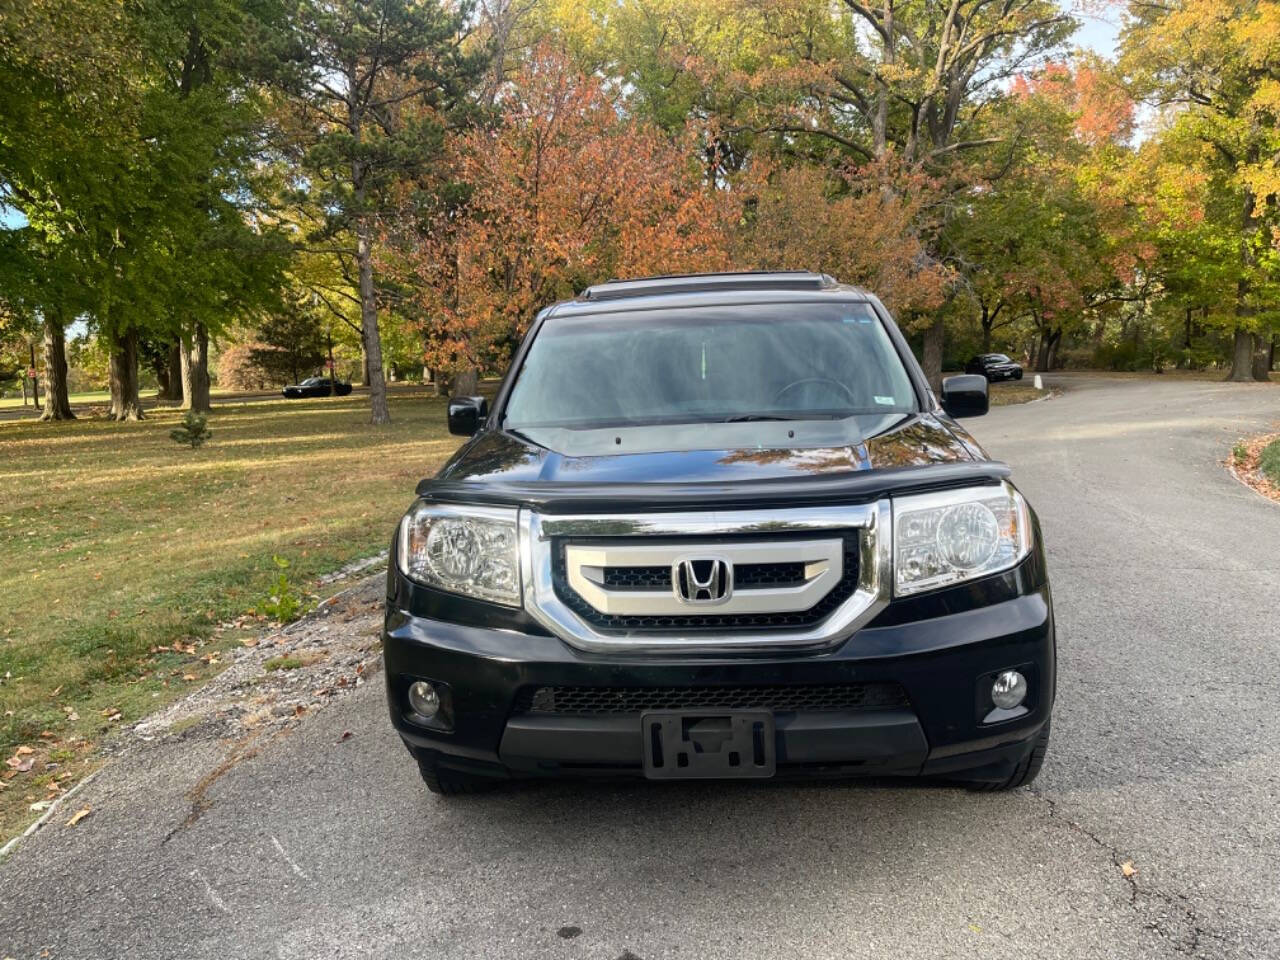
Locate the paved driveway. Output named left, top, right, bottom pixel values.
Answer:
left=3, top=375, right=1278, bottom=960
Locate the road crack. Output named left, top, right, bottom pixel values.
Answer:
left=1031, top=789, right=1223, bottom=957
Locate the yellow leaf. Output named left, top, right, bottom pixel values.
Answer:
left=66, top=806, right=91, bottom=827
left=1121, top=861, right=1137, bottom=878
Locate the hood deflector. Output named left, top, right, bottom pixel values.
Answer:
left=417, top=460, right=1011, bottom=514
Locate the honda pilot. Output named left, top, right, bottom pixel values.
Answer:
left=383, top=272, right=1054, bottom=794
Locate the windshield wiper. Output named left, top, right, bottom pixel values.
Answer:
left=722, top=413, right=835, bottom=422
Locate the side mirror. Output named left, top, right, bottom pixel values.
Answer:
left=940, top=374, right=989, bottom=419
left=447, top=396, right=489, bottom=436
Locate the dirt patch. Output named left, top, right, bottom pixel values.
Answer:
left=1227, top=431, right=1280, bottom=504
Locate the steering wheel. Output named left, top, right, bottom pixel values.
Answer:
left=772, top=377, right=859, bottom=408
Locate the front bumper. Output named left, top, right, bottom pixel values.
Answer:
left=382, top=574, right=1054, bottom=783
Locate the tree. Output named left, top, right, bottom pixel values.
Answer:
left=945, top=60, right=1137, bottom=371
left=1122, top=0, right=1280, bottom=381
left=737, top=156, right=950, bottom=318
left=1, top=0, right=290, bottom=422
left=267, top=0, right=488, bottom=423
left=666, top=1, right=1073, bottom=384
left=382, top=47, right=735, bottom=385
left=249, top=295, right=327, bottom=385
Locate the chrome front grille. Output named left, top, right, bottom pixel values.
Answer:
left=550, top=534, right=860, bottom=631
left=600, top=561, right=807, bottom=591
left=519, top=503, right=892, bottom=654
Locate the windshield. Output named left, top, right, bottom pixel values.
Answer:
left=504, top=301, right=917, bottom=430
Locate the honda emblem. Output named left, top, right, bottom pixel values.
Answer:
left=673, top=557, right=733, bottom=605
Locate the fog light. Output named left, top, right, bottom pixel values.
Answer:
left=991, top=670, right=1027, bottom=710
left=408, top=681, right=440, bottom=718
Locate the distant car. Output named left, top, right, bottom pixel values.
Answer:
left=282, top=376, right=353, bottom=398
left=965, top=354, right=1023, bottom=382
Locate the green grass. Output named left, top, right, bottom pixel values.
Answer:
left=1260, top=437, right=1280, bottom=485
left=0, top=388, right=160, bottom=410
left=987, top=381, right=1052, bottom=406
left=0, top=391, right=460, bottom=838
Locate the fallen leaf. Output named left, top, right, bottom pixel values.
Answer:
left=337, top=730, right=352, bottom=743
left=66, top=806, right=91, bottom=827
left=29, top=800, right=52, bottom=812
left=6, top=757, right=33, bottom=773
left=105, top=711, right=121, bottom=723
left=1120, top=861, right=1137, bottom=879
left=182, top=674, right=197, bottom=682
left=15, top=745, right=33, bottom=756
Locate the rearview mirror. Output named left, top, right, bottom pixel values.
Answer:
left=940, top=375, right=989, bottom=419
left=447, top=396, right=489, bottom=436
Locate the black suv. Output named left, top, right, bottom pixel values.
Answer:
left=965, top=353, right=1024, bottom=382
left=383, top=272, right=1054, bottom=795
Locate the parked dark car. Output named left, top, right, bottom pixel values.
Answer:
left=384, top=272, right=1054, bottom=797
left=282, top=376, right=352, bottom=398
left=965, top=353, right=1024, bottom=382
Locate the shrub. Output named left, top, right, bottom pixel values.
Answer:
left=259, top=555, right=302, bottom=623
left=169, top=411, right=212, bottom=449
left=1260, top=438, right=1280, bottom=485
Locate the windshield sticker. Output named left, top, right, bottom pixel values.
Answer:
left=874, top=395, right=896, bottom=405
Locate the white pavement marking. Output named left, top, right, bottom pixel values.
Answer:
left=271, top=834, right=312, bottom=881
left=193, top=869, right=229, bottom=915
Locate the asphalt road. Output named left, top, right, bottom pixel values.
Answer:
left=3, top=375, right=1279, bottom=960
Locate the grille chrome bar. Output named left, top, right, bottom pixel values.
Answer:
left=565, top=538, right=842, bottom=616
left=520, top=503, right=891, bottom=654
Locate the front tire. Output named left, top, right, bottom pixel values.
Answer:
left=962, top=720, right=1050, bottom=792
left=410, top=747, right=499, bottom=796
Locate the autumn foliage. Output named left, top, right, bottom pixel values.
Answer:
left=383, top=48, right=735, bottom=379
left=736, top=156, right=951, bottom=321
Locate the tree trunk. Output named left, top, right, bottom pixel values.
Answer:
left=1045, top=328, right=1062, bottom=371
left=355, top=220, right=390, bottom=424
left=1228, top=186, right=1258, bottom=382
left=980, top=307, right=992, bottom=354
left=452, top=368, right=479, bottom=396
left=39, top=313, right=75, bottom=421
left=1250, top=333, right=1271, bottom=382
left=1269, top=334, right=1277, bottom=373
left=1227, top=328, right=1254, bottom=382
left=920, top=315, right=944, bottom=395
left=108, top=329, right=144, bottom=421
left=181, top=322, right=211, bottom=414
left=1035, top=329, right=1052, bottom=372
left=156, top=342, right=183, bottom=404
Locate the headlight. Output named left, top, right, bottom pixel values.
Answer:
left=398, top=502, right=521, bottom=606
left=893, top=482, right=1032, bottom=596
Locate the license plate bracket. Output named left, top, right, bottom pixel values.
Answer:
left=641, top=710, right=776, bottom=779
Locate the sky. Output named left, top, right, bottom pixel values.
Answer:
left=1074, top=4, right=1123, bottom=60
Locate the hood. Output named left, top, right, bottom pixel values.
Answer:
left=435, top=412, right=982, bottom=487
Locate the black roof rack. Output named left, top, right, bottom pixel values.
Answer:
left=580, top=271, right=835, bottom=302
